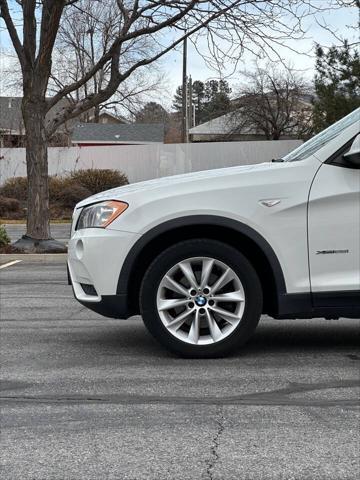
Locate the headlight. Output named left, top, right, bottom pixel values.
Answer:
left=76, top=201, right=128, bottom=230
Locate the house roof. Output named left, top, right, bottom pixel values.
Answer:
left=189, top=112, right=254, bottom=136
left=0, top=96, right=79, bottom=134
left=72, top=123, right=164, bottom=144
left=190, top=98, right=314, bottom=137
left=88, top=111, right=129, bottom=124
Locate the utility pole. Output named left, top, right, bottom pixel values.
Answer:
left=182, top=35, right=188, bottom=143
left=188, top=75, right=193, bottom=130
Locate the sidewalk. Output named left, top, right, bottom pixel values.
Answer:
left=4, top=223, right=71, bottom=243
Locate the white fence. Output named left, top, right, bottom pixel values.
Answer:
left=0, top=140, right=302, bottom=185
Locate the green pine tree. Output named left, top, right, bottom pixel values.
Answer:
left=172, top=79, right=232, bottom=125
left=313, top=41, right=360, bottom=132
left=172, top=86, right=183, bottom=113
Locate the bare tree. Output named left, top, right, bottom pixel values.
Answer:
left=0, top=0, right=354, bottom=250
left=229, top=64, right=313, bottom=140
left=52, top=0, right=165, bottom=122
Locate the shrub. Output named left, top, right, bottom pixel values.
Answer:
left=0, top=224, right=10, bottom=247
left=0, top=196, right=21, bottom=217
left=49, top=176, right=66, bottom=202
left=57, top=183, right=91, bottom=208
left=49, top=176, right=91, bottom=208
left=0, top=177, right=28, bottom=201
left=0, top=169, right=129, bottom=218
left=50, top=204, right=73, bottom=220
left=69, top=169, right=129, bottom=195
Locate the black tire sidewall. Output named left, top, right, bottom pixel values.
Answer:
left=140, top=239, right=263, bottom=358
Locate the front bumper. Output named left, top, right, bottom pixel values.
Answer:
left=77, top=293, right=132, bottom=319
left=67, top=227, right=140, bottom=319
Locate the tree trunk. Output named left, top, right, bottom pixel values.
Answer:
left=22, top=98, right=51, bottom=240
left=272, top=132, right=281, bottom=140
left=94, top=105, right=100, bottom=123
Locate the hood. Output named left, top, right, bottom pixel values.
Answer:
left=76, top=162, right=275, bottom=208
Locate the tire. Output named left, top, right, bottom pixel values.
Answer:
left=140, top=239, right=263, bottom=358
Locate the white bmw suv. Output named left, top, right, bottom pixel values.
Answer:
left=68, top=108, right=360, bottom=358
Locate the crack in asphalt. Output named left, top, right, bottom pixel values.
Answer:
left=205, top=407, right=225, bottom=480
left=1, top=379, right=359, bottom=407
left=346, top=354, right=360, bottom=361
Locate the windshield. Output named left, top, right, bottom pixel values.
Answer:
left=283, top=108, right=360, bottom=162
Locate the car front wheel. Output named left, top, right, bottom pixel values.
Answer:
left=140, top=239, right=263, bottom=358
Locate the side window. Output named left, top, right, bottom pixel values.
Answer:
left=326, top=137, right=357, bottom=169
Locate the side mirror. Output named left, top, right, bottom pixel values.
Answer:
left=343, top=134, right=360, bottom=166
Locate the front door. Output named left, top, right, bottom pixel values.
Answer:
left=308, top=142, right=360, bottom=304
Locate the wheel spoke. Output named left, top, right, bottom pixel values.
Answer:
left=179, top=261, right=198, bottom=289
left=200, top=258, right=214, bottom=289
left=205, top=310, right=222, bottom=342
left=211, top=290, right=244, bottom=302
left=167, top=309, right=193, bottom=330
left=163, top=275, right=189, bottom=297
left=209, top=305, right=241, bottom=325
left=211, top=268, right=235, bottom=293
left=158, top=298, right=190, bottom=311
left=188, top=310, right=200, bottom=344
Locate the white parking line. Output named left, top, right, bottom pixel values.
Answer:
left=0, top=260, right=22, bottom=270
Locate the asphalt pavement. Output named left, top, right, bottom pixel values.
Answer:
left=4, top=223, right=71, bottom=244
left=0, top=259, right=359, bottom=480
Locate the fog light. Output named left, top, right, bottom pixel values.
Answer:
left=80, top=283, right=98, bottom=296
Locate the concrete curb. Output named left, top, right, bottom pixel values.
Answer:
left=0, top=253, right=68, bottom=263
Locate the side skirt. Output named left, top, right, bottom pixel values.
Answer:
left=275, top=291, right=360, bottom=319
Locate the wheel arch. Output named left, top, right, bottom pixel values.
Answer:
left=117, top=215, right=286, bottom=316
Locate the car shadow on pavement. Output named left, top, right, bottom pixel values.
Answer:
left=72, top=317, right=360, bottom=359
left=242, top=320, right=360, bottom=356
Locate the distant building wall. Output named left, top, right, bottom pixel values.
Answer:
left=0, top=140, right=302, bottom=185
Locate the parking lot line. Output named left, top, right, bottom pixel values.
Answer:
left=0, top=260, right=22, bottom=270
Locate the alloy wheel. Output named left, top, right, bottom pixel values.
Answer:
left=156, top=257, right=246, bottom=345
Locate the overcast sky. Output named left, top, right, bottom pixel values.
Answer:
left=162, top=4, right=359, bottom=95
left=0, top=1, right=359, bottom=106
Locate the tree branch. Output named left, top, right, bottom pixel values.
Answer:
left=22, top=0, right=37, bottom=68
left=36, top=0, right=66, bottom=88
left=0, top=0, right=24, bottom=65
left=46, top=0, right=241, bottom=119
left=46, top=0, right=204, bottom=110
